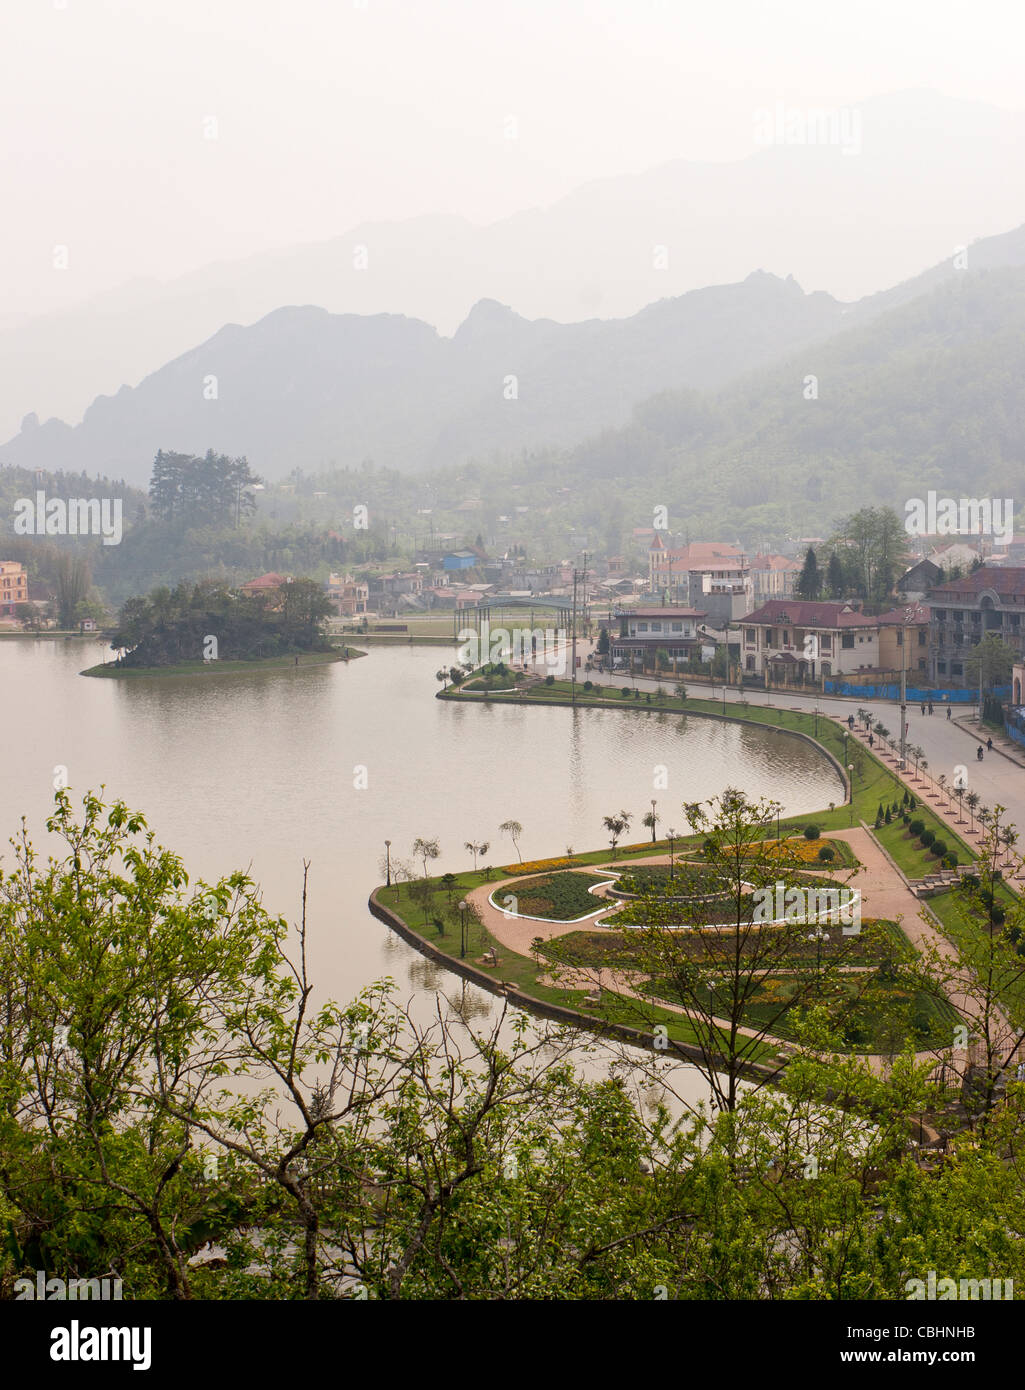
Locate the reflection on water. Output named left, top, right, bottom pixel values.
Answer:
left=1, top=638, right=842, bottom=1096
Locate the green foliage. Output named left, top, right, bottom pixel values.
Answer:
left=110, top=577, right=332, bottom=666
left=803, top=824, right=820, bottom=840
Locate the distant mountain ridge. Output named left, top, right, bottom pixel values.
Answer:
left=3, top=88, right=1024, bottom=440
left=0, top=272, right=847, bottom=484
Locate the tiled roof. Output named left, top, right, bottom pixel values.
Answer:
left=927, top=566, right=1025, bottom=598
left=742, top=601, right=879, bottom=628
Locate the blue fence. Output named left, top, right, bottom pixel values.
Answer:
left=1005, top=708, right=1025, bottom=748
left=824, top=681, right=1010, bottom=704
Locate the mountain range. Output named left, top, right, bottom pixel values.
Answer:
left=3, top=88, right=1025, bottom=444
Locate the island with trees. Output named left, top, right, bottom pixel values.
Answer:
left=81, top=576, right=358, bottom=676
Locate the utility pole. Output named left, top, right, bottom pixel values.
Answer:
left=900, top=605, right=913, bottom=771
left=571, top=567, right=578, bottom=703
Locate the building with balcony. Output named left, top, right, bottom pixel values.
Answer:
left=609, top=605, right=707, bottom=668
left=648, top=537, right=752, bottom=623
left=926, top=567, right=1025, bottom=685
left=738, top=600, right=881, bottom=682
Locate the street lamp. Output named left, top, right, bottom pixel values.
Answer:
left=667, top=827, right=676, bottom=881
left=848, top=764, right=855, bottom=825
left=458, top=899, right=468, bottom=958
left=650, top=798, right=658, bottom=844
left=384, top=840, right=392, bottom=887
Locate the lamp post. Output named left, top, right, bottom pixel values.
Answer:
left=848, top=764, right=855, bottom=825
left=458, top=899, right=468, bottom=959
left=650, top=798, right=658, bottom=843
left=667, top=827, right=676, bottom=881
left=384, top=840, right=392, bottom=887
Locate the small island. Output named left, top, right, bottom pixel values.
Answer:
left=80, top=577, right=364, bottom=677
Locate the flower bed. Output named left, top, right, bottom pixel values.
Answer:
left=490, top=871, right=610, bottom=922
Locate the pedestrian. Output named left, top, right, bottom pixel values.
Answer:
left=847, top=713, right=855, bottom=729
left=987, top=737, right=993, bottom=751
left=928, top=702, right=934, bottom=715
left=977, top=745, right=984, bottom=760
left=946, top=706, right=952, bottom=720
left=868, top=733, right=874, bottom=747
left=921, top=703, right=926, bottom=716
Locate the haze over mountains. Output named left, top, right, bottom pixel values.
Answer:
left=4, top=88, right=1025, bottom=444
left=6, top=216, right=1025, bottom=494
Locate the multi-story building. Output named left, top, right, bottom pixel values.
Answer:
left=325, top=573, right=369, bottom=617
left=750, top=553, right=802, bottom=602
left=0, top=561, right=28, bottom=616
left=926, top=566, right=1025, bottom=685
left=648, top=538, right=752, bottom=624
left=608, top=605, right=707, bottom=668
left=738, top=600, right=881, bottom=681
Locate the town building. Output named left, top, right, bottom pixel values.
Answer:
left=608, top=605, right=707, bottom=668
left=648, top=537, right=752, bottom=624
left=0, top=561, right=28, bottom=616
left=925, top=566, right=1025, bottom=684
left=750, top=553, right=802, bottom=602
left=738, top=600, right=881, bottom=682
left=876, top=603, right=931, bottom=678
left=241, top=571, right=291, bottom=598
left=324, top=573, right=368, bottom=617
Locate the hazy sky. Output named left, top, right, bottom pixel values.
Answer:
left=3, top=0, right=1024, bottom=317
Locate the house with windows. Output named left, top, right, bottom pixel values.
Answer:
left=0, top=561, right=28, bottom=616
left=738, top=600, right=882, bottom=682
left=876, top=603, right=930, bottom=678
left=925, top=566, right=1025, bottom=685
left=609, top=605, right=707, bottom=668
left=648, top=537, right=752, bottom=623
left=324, top=573, right=368, bottom=617
left=750, top=553, right=801, bottom=602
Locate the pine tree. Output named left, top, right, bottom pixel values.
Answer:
left=796, top=546, right=821, bottom=600
left=826, top=551, right=844, bottom=598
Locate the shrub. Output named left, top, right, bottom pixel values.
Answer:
left=909, top=794, right=917, bottom=810
left=545, top=674, right=555, bottom=685
left=817, top=845, right=835, bottom=862
left=874, top=813, right=883, bottom=828
left=931, top=839, right=948, bottom=858
left=620, top=687, right=631, bottom=698
left=884, top=808, right=892, bottom=824
left=583, top=680, right=593, bottom=691
left=804, top=825, right=820, bottom=840
left=991, top=905, right=1007, bottom=926
left=919, top=829, right=935, bottom=848
left=942, top=854, right=958, bottom=869
left=909, top=819, right=924, bottom=836
left=902, top=813, right=910, bottom=826
left=961, top=871, right=980, bottom=889
left=703, top=839, right=716, bottom=857
left=877, top=803, right=884, bottom=821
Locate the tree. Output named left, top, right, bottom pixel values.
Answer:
left=674, top=681, right=688, bottom=702
left=54, top=553, right=91, bottom=630
left=829, top=508, right=908, bottom=603
left=412, top=837, right=440, bottom=881
left=602, top=810, right=632, bottom=857
left=796, top=546, right=821, bottom=600
left=826, top=551, right=845, bottom=599
left=642, top=808, right=660, bottom=843
left=464, top=840, right=489, bottom=873
left=966, top=633, right=1016, bottom=697
left=499, top=820, right=524, bottom=863
left=596, top=627, right=610, bottom=656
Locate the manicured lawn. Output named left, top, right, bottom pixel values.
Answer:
left=374, top=876, right=775, bottom=1058
left=874, top=817, right=969, bottom=878
left=500, top=871, right=611, bottom=921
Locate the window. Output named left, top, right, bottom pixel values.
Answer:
left=842, top=634, right=855, bottom=649
left=638, top=623, right=648, bottom=632
left=952, top=663, right=963, bottom=677
left=671, top=622, right=682, bottom=632
left=650, top=622, right=661, bottom=632
left=937, top=660, right=947, bottom=674
left=918, top=629, right=926, bottom=645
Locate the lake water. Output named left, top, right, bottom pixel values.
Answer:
left=0, top=638, right=843, bottom=1102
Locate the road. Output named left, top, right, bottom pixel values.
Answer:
left=518, top=633, right=1025, bottom=837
